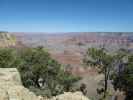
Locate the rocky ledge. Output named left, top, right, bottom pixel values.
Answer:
left=0, top=68, right=90, bottom=100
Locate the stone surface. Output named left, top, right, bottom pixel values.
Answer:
left=0, top=68, right=39, bottom=100
left=0, top=68, right=22, bottom=85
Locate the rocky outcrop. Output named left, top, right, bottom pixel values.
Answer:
left=0, top=32, right=16, bottom=47
left=0, top=68, right=90, bottom=100
left=0, top=68, right=39, bottom=100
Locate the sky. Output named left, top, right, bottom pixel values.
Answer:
left=0, top=0, right=133, bottom=32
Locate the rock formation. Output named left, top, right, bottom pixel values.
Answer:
left=0, top=68, right=90, bottom=100
left=0, top=32, right=16, bottom=47
left=0, top=68, right=39, bottom=100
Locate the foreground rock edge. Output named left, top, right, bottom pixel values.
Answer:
left=0, top=68, right=90, bottom=100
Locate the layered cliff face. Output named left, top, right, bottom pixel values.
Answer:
left=0, top=68, right=90, bottom=100
left=0, top=32, right=16, bottom=47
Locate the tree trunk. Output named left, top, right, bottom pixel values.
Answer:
left=104, top=67, right=108, bottom=98
left=34, top=77, right=40, bottom=88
